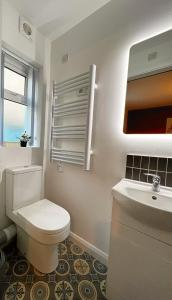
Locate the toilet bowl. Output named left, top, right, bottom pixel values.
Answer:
left=5, top=165, right=70, bottom=273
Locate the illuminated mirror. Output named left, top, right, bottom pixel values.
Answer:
left=124, top=30, right=172, bottom=134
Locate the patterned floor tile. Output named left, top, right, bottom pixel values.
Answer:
left=0, top=239, right=107, bottom=299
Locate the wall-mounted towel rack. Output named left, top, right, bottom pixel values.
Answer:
left=51, top=64, right=96, bottom=170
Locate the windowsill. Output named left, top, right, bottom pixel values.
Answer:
left=0, top=142, right=40, bottom=149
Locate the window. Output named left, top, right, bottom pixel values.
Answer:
left=4, top=68, right=26, bottom=98
left=1, top=50, right=37, bottom=146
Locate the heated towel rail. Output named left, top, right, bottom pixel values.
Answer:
left=51, top=64, right=96, bottom=170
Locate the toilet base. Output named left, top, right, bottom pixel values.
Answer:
left=17, top=226, right=59, bottom=273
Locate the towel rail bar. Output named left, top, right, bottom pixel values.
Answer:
left=51, top=64, right=96, bottom=170
left=54, top=71, right=89, bottom=88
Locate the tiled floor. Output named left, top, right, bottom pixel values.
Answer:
left=0, top=239, right=107, bottom=299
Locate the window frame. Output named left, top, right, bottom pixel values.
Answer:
left=0, top=49, right=37, bottom=146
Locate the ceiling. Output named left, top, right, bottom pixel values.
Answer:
left=7, top=0, right=110, bottom=40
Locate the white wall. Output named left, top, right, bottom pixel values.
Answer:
left=46, top=0, right=172, bottom=255
left=0, top=0, right=48, bottom=229
left=1, top=0, right=45, bottom=65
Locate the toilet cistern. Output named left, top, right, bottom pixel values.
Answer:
left=144, top=173, right=161, bottom=192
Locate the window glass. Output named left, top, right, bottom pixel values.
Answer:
left=1, top=50, right=37, bottom=146
left=4, top=68, right=25, bottom=96
left=3, top=100, right=27, bottom=142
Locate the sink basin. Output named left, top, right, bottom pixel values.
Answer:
left=112, top=179, right=172, bottom=236
left=113, top=179, right=172, bottom=213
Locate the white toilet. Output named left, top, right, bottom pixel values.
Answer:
left=5, top=165, right=70, bottom=273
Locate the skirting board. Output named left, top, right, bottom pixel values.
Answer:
left=70, top=231, right=108, bottom=266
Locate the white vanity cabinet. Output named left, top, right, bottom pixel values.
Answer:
left=106, top=181, right=172, bottom=300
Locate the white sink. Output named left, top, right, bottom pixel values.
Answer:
left=112, top=179, right=172, bottom=234
left=113, top=179, right=172, bottom=213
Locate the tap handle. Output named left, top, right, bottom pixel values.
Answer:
left=144, top=173, right=160, bottom=181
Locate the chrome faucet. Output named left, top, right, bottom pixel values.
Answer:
left=144, top=173, right=161, bottom=192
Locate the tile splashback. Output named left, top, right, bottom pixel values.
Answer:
left=126, top=154, right=172, bottom=187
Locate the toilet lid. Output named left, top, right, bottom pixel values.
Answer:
left=17, top=199, right=70, bottom=235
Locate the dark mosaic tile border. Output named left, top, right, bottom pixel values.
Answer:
left=126, top=154, right=172, bottom=187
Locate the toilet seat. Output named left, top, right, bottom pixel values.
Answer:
left=16, top=199, right=70, bottom=245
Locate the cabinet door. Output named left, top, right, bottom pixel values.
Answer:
left=106, top=221, right=172, bottom=300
